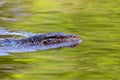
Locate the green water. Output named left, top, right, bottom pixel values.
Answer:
left=0, top=0, right=120, bottom=80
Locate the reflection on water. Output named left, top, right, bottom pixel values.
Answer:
left=0, top=56, right=34, bottom=79
left=0, top=0, right=120, bottom=80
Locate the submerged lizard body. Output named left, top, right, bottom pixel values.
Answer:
left=0, top=32, right=82, bottom=55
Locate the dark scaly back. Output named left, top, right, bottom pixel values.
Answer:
left=17, top=34, right=46, bottom=45
left=17, top=32, right=65, bottom=45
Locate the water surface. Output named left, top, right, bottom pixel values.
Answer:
left=0, top=0, right=120, bottom=80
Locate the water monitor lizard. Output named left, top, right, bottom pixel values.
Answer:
left=0, top=32, right=83, bottom=56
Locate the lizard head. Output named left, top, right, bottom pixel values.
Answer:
left=39, top=32, right=83, bottom=48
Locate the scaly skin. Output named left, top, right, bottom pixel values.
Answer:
left=0, top=32, right=83, bottom=55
